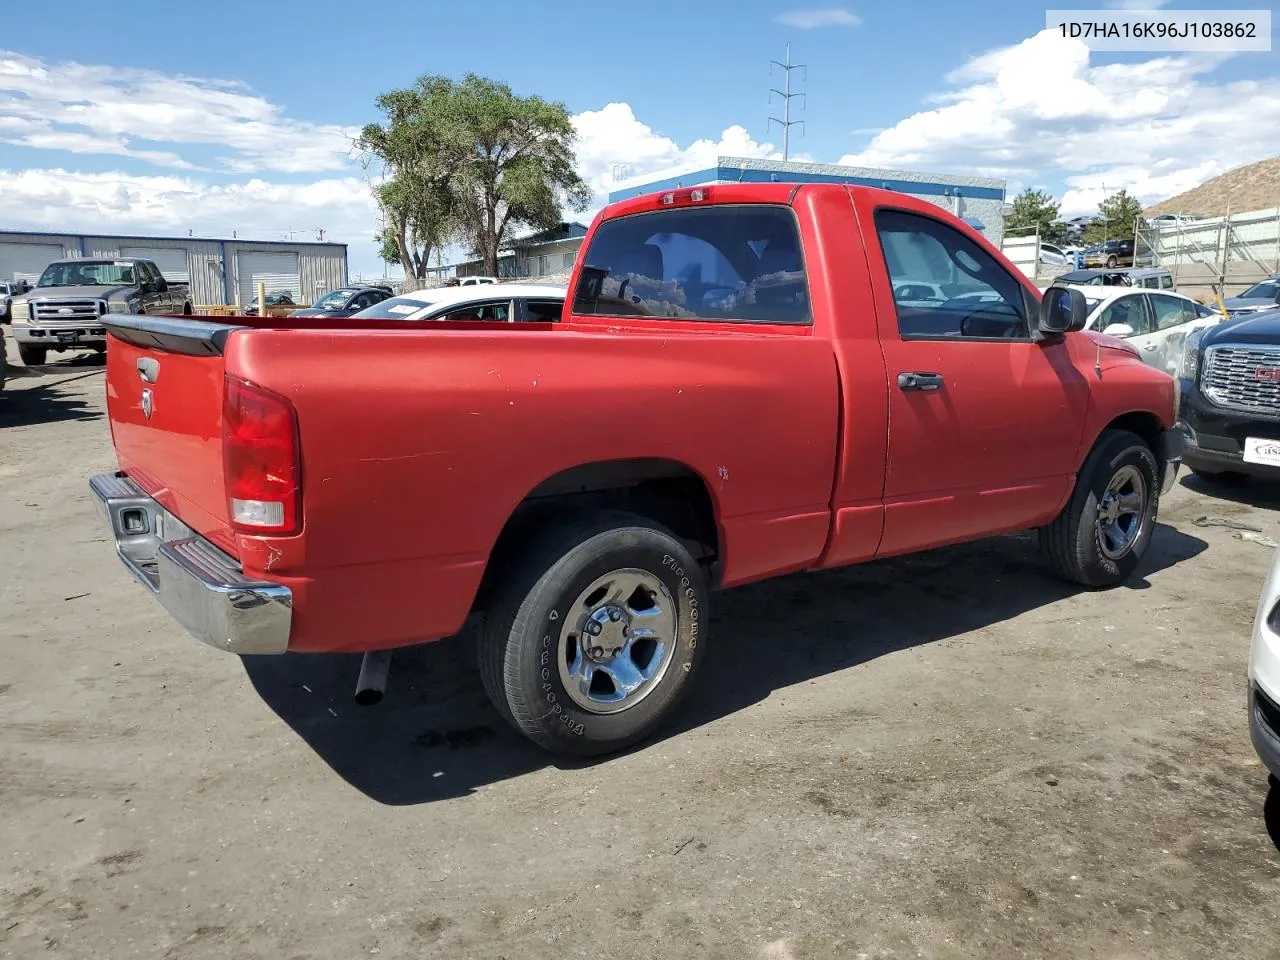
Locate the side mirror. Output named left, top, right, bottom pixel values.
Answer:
left=1102, top=322, right=1135, bottom=338
left=1038, top=286, right=1087, bottom=336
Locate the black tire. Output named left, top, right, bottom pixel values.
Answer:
left=1106, top=255, right=1119, bottom=268
left=17, top=343, right=46, bottom=366
left=183, top=303, right=193, bottom=316
left=478, top=510, right=708, bottom=756
left=1042, top=429, right=1160, bottom=587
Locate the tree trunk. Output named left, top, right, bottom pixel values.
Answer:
left=393, top=223, right=418, bottom=280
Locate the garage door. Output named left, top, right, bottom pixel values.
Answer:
left=0, top=242, right=65, bottom=284
left=237, top=251, right=300, bottom=305
left=119, top=246, right=190, bottom=283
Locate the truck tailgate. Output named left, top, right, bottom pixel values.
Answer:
left=104, top=316, right=237, bottom=555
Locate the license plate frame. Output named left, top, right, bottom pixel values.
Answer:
left=1243, top=437, right=1280, bottom=467
left=55, top=331, right=79, bottom=344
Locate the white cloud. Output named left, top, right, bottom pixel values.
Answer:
left=840, top=29, right=1280, bottom=211
left=776, top=7, right=861, bottom=29
left=572, top=102, right=795, bottom=209
left=0, top=51, right=357, bottom=173
left=0, top=167, right=381, bottom=265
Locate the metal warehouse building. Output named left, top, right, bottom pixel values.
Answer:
left=0, top=231, right=348, bottom=307
left=609, top=156, right=1008, bottom=245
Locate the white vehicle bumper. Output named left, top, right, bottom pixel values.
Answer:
left=1249, top=547, right=1280, bottom=779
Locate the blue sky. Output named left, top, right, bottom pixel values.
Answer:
left=1, top=0, right=1276, bottom=276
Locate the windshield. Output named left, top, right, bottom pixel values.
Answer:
left=38, top=260, right=135, bottom=287
left=1240, top=280, right=1280, bottom=300
left=351, top=295, right=435, bottom=319
left=314, top=289, right=356, bottom=310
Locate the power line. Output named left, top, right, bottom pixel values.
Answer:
left=768, top=44, right=806, bottom=162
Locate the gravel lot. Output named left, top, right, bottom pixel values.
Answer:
left=3, top=342, right=1280, bottom=959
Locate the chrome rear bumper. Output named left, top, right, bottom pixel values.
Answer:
left=90, top=472, right=291, bottom=654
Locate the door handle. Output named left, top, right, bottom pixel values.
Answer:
left=897, top=371, right=944, bottom=392
left=1142, top=343, right=1158, bottom=351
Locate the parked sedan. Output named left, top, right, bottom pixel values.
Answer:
left=1222, top=276, right=1280, bottom=319
left=350, top=283, right=566, bottom=323
left=289, top=286, right=392, bottom=318
left=244, top=291, right=295, bottom=316
left=1063, top=285, right=1222, bottom=376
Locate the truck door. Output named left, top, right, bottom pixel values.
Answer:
left=855, top=201, right=1090, bottom=558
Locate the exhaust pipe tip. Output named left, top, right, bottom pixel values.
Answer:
left=354, top=650, right=391, bottom=707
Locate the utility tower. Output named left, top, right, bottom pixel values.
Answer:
left=768, top=44, right=806, bottom=161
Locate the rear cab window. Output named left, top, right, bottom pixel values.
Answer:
left=572, top=205, right=810, bottom=324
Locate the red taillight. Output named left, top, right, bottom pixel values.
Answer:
left=222, top=375, right=301, bottom=535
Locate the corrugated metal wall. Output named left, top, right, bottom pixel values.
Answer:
left=0, top=232, right=349, bottom=306
left=225, top=241, right=347, bottom=307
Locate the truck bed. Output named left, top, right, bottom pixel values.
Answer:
left=103, top=311, right=838, bottom=652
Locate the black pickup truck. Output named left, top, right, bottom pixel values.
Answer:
left=8, top=258, right=191, bottom=365
left=1178, top=308, right=1280, bottom=480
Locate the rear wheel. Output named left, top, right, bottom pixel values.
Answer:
left=1106, top=255, right=1119, bottom=268
left=1042, top=429, right=1160, bottom=587
left=17, top=343, right=46, bottom=366
left=478, top=511, right=708, bottom=756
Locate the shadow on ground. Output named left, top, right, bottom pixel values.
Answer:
left=0, top=361, right=104, bottom=428
left=1180, top=473, right=1280, bottom=511
left=245, top=523, right=1208, bottom=806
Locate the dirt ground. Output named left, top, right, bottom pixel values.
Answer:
left=3, top=342, right=1280, bottom=960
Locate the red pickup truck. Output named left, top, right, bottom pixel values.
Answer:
left=92, top=183, right=1182, bottom=756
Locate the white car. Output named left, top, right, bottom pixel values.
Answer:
left=351, top=283, right=566, bottom=323
left=1249, top=548, right=1280, bottom=781
left=1038, top=243, right=1070, bottom=267
left=1060, top=284, right=1223, bottom=376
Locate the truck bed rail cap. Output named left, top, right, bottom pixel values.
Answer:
left=104, top=314, right=242, bottom=356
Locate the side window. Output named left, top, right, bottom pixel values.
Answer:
left=1160, top=275, right=1174, bottom=289
left=1194, top=302, right=1218, bottom=319
left=572, top=204, right=809, bottom=324
left=1149, top=294, right=1189, bottom=331
left=875, top=209, right=1028, bottom=339
left=1097, top=295, right=1150, bottom=335
left=439, top=300, right=511, bottom=322
left=521, top=299, right=564, bottom=322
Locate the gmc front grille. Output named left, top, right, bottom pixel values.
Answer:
left=31, top=299, right=107, bottom=324
left=1201, top=344, right=1280, bottom=413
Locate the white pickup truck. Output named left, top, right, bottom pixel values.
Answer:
left=9, top=258, right=191, bottom=365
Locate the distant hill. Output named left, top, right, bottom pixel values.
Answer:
left=1146, top=156, right=1280, bottom=217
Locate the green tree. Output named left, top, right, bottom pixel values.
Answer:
left=359, top=74, right=589, bottom=279
left=1004, top=188, right=1067, bottom=244
left=359, top=92, right=460, bottom=281
left=1081, top=189, right=1145, bottom=245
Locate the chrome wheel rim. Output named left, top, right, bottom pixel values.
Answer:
left=1097, top=464, right=1148, bottom=560
left=557, top=568, right=677, bottom=715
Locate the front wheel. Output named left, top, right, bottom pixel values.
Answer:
left=478, top=511, right=708, bottom=756
left=1106, top=255, right=1119, bottom=268
left=1041, top=429, right=1160, bottom=587
left=17, top=343, right=46, bottom=366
